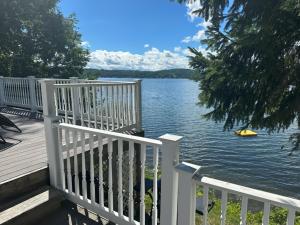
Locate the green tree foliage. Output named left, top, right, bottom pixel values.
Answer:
left=0, top=0, right=89, bottom=78
left=178, top=0, right=300, bottom=151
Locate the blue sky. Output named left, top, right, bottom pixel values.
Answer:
left=59, top=0, right=209, bottom=70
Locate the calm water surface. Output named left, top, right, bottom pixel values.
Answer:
left=104, top=78, right=300, bottom=198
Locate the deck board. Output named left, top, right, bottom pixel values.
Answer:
left=0, top=113, right=47, bottom=184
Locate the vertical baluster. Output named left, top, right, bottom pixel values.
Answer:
left=287, top=208, right=295, bottom=225
left=54, top=88, right=58, bottom=116
left=81, top=131, right=87, bottom=200
left=262, top=201, right=270, bottom=225
left=106, top=86, right=109, bottom=130
left=57, top=126, right=65, bottom=190
left=89, top=133, right=95, bottom=204
left=73, top=130, right=80, bottom=196
left=203, top=185, right=209, bottom=225
left=111, top=86, right=115, bottom=130
left=132, top=84, right=136, bottom=124
left=71, top=87, right=76, bottom=125
left=98, top=135, right=104, bottom=207
left=116, top=85, right=120, bottom=129
left=128, top=141, right=134, bottom=222
left=58, top=88, right=62, bottom=111
left=92, top=86, right=97, bottom=128
left=240, top=196, right=248, bottom=225
left=62, top=87, right=68, bottom=123
left=100, top=86, right=103, bottom=130
left=118, top=139, right=124, bottom=218
left=79, top=87, right=84, bottom=126
left=220, top=190, right=228, bottom=225
left=152, top=145, right=159, bottom=225
left=108, top=137, right=114, bottom=211
left=85, top=86, right=91, bottom=127
left=121, top=84, right=125, bottom=127
left=65, top=128, right=73, bottom=194
left=124, top=85, right=128, bottom=126
left=127, top=85, right=131, bottom=125
left=140, top=144, right=146, bottom=225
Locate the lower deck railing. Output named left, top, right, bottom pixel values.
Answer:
left=49, top=123, right=300, bottom=225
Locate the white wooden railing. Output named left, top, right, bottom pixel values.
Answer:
left=176, top=162, right=300, bottom=225
left=0, top=76, right=86, bottom=111
left=47, top=123, right=300, bottom=225
left=57, top=123, right=165, bottom=225
left=53, top=81, right=141, bottom=132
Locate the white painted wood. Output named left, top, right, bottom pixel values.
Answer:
left=203, top=185, right=209, bottom=225
left=159, top=134, right=182, bottom=225
left=220, top=190, right=228, bottom=225
left=118, top=139, right=124, bottom=218
left=262, top=201, right=270, bottom=225
left=0, top=76, right=5, bottom=106
left=73, top=130, right=80, bottom=197
left=194, top=176, right=300, bottom=211
left=58, top=126, right=66, bottom=191
left=65, top=128, right=73, bottom=194
left=89, top=133, right=96, bottom=205
left=108, top=137, right=114, bottom=212
left=287, top=208, right=295, bottom=225
left=40, top=79, right=63, bottom=189
left=80, top=131, right=87, bottom=200
left=106, top=86, right=109, bottom=130
left=92, top=86, right=97, bottom=128
left=140, top=144, right=146, bottom=225
left=128, top=141, right=134, bottom=222
left=152, top=146, right=159, bottom=225
left=100, top=86, right=104, bottom=130
left=176, top=163, right=199, bottom=225
left=240, top=196, right=248, bottom=225
left=27, top=76, right=37, bottom=112
left=98, top=135, right=104, bottom=208
left=134, top=80, right=142, bottom=132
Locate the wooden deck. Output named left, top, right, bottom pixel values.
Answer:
left=0, top=112, right=47, bottom=184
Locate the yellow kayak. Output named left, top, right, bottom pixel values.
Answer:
left=235, top=129, right=257, bottom=137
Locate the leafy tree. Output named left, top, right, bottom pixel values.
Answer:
left=178, top=0, right=300, bottom=151
left=0, top=0, right=89, bottom=78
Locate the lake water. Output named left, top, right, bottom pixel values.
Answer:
left=104, top=78, right=300, bottom=199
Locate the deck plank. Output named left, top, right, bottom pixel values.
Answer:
left=0, top=113, right=47, bottom=184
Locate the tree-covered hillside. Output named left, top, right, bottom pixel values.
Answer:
left=83, top=68, right=194, bottom=79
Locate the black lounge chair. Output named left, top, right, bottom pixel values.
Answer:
left=0, top=113, right=21, bottom=143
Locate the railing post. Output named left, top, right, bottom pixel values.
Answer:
left=176, top=162, right=201, bottom=225
left=70, top=77, right=80, bottom=123
left=134, top=79, right=142, bottom=132
left=28, top=76, right=37, bottom=112
left=0, top=76, right=5, bottom=106
left=159, top=134, right=182, bottom=225
left=40, top=79, right=62, bottom=189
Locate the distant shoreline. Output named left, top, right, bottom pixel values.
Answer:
left=83, top=68, right=195, bottom=79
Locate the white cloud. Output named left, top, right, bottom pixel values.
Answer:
left=186, top=1, right=202, bottom=22
left=182, top=30, right=205, bottom=43
left=87, top=47, right=189, bottom=71
left=144, top=44, right=150, bottom=48
left=174, top=46, right=182, bottom=52
left=81, top=41, right=91, bottom=48
left=197, top=20, right=212, bottom=29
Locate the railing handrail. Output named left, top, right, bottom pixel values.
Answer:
left=194, top=175, right=300, bottom=211
left=53, top=81, right=136, bottom=87
left=59, top=123, right=161, bottom=146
